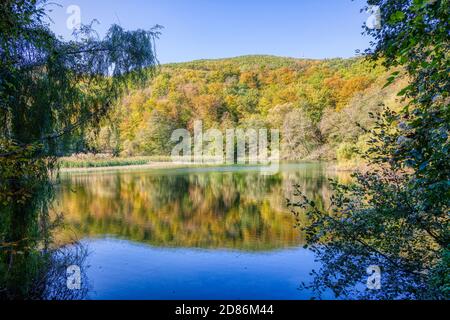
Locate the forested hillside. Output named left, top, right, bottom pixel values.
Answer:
left=77, top=55, right=405, bottom=162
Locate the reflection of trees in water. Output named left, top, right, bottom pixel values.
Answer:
left=300, top=244, right=438, bottom=300
left=1, top=187, right=89, bottom=300
left=55, top=166, right=338, bottom=250
left=38, top=244, right=89, bottom=300
left=1, top=242, right=89, bottom=300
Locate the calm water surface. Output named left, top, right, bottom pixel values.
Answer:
left=54, top=163, right=347, bottom=299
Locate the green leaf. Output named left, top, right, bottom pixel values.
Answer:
left=389, top=11, right=406, bottom=23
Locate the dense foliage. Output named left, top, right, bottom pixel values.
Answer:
left=78, top=55, right=404, bottom=162
left=289, top=0, right=449, bottom=299
left=0, top=0, right=159, bottom=298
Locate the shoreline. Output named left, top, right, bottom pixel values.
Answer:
left=59, top=160, right=363, bottom=174
left=59, top=161, right=206, bottom=173
left=59, top=161, right=272, bottom=173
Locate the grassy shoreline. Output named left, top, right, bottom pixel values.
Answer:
left=58, top=155, right=364, bottom=174
left=59, top=162, right=197, bottom=173
left=58, top=155, right=267, bottom=173
left=58, top=155, right=176, bottom=168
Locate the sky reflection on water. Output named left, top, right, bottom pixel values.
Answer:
left=55, top=163, right=345, bottom=299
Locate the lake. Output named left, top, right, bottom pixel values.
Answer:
left=54, top=162, right=348, bottom=299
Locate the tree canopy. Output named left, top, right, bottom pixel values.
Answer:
left=78, top=55, right=400, bottom=161
left=289, top=0, right=449, bottom=299
left=0, top=0, right=160, bottom=299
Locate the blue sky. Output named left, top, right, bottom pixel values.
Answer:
left=47, top=0, right=372, bottom=64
